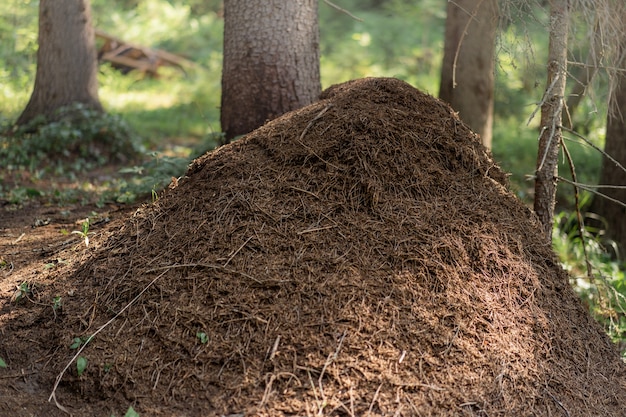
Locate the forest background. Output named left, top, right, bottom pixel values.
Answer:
left=0, top=0, right=624, bottom=354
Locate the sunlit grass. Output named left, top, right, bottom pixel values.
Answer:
left=102, top=90, right=179, bottom=111
left=553, top=210, right=626, bottom=356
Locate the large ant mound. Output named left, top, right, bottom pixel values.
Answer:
left=23, top=78, right=626, bottom=415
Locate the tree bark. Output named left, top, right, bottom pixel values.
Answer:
left=17, top=0, right=102, bottom=126
left=439, top=0, right=498, bottom=149
left=534, top=0, right=570, bottom=242
left=220, top=0, right=321, bottom=142
left=589, top=45, right=626, bottom=253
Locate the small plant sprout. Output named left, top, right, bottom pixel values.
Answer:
left=44, top=258, right=67, bottom=270
left=124, top=405, right=140, bottom=417
left=0, top=357, right=7, bottom=368
left=53, top=296, right=62, bottom=310
left=76, top=356, right=87, bottom=376
left=11, top=281, right=31, bottom=303
left=70, top=338, right=82, bottom=349
left=69, top=336, right=92, bottom=349
left=72, top=218, right=92, bottom=247
left=196, top=331, right=209, bottom=344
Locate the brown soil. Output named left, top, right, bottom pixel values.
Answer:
left=1, top=77, right=625, bottom=416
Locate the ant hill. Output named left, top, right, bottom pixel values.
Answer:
left=13, top=78, right=626, bottom=416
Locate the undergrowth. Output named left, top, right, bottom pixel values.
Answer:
left=553, top=209, right=626, bottom=358
left=0, top=103, right=143, bottom=173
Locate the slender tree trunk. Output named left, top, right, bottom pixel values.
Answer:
left=220, top=0, right=321, bottom=143
left=589, top=45, right=626, bottom=252
left=17, top=0, right=102, bottom=126
left=534, top=0, right=570, bottom=242
left=439, top=0, right=498, bottom=149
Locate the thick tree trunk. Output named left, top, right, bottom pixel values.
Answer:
left=439, top=0, right=497, bottom=149
left=17, top=0, right=102, bottom=126
left=220, top=0, right=321, bottom=142
left=534, top=0, right=570, bottom=242
left=589, top=56, right=626, bottom=252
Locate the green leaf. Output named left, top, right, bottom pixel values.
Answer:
left=196, top=331, right=208, bottom=344
left=69, top=337, right=82, bottom=349
left=76, top=356, right=87, bottom=376
left=124, top=405, right=140, bottom=417
left=0, top=357, right=7, bottom=368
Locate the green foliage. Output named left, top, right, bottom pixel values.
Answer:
left=553, top=210, right=626, bottom=355
left=0, top=357, right=6, bottom=368
left=113, top=152, right=189, bottom=203
left=491, top=116, right=604, bottom=206
left=72, top=218, right=92, bottom=247
left=319, top=0, right=445, bottom=91
left=70, top=336, right=93, bottom=350
left=76, top=356, right=88, bottom=376
left=11, top=281, right=32, bottom=303
left=491, top=117, right=538, bottom=202
left=0, top=0, right=38, bottom=116
left=52, top=296, right=62, bottom=312
left=196, top=331, right=208, bottom=344
left=124, top=406, right=140, bottom=417
left=109, top=405, right=141, bottom=417
left=91, top=0, right=224, bottom=143
left=1, top=103, right=143, bottom=173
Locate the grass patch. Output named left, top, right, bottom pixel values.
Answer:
left=553, top=209, right=626, bottom=357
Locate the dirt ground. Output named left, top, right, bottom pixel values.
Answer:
left=1, top=78, right=626, bottom=417
left=0, top=192, right=140, bottom=416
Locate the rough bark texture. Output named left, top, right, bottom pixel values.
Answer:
left=534, top=0, right=570, bottom=242
left=589, top=59, right=626, bottom=253
left=220, top=0, right=321, bottom=142
left=17, top=0, right=102, bottom=126
left=439, top=0, right=497, bottom=149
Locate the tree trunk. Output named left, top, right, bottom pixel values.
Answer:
left=17, top=0, right=102, bottom=126
left=439, top=0, right=498, bottom=149
left=589, top=48, right=626, bottom=253
left=220, top=0, right=321, bottom=142
left=534, top=0, right=570, bottom=242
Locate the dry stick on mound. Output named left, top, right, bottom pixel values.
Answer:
left=296, top=103, right=340, bottom=170
left=49, top=261, right=281, bottom=411
left=49, top=269, right=169, bottom=410
left=316, top=331, right=347, bottom=416
left=367, top=383, right=384, bottom=416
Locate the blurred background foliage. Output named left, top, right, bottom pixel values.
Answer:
left=0, top=0, right=609, bottom=201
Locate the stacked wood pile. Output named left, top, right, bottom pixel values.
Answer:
left=95, top=29, right=194, bottom=76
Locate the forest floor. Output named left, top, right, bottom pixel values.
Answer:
left=0, top=171, right=143, bottom=416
